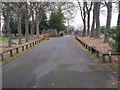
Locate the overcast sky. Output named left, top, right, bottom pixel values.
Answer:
left=1, top=2, right=119, bottom=30
left=69, top=2, right=118, bottom=30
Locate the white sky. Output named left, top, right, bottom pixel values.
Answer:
left=69, top=3, right=118, bottom=30
left=1, top=2, right=119, bottom=30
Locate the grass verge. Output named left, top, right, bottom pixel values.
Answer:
left=2, top=40, right=45, bottom=65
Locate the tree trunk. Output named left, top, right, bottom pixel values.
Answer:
left=85, top=2, right=92, bottom=36
left=0, top=9, right=1, bottom=30
left=91, top=3, right=96, bottom=37
left=117, top=1, right=120, bottom=25
left=82, top=2, right=86, bottom=37
left=95, top=2, right=100, bottom=38
left=104, top=2, right=112, bottom=43
left=6, top=4, right=12, bottom=47
left=17, top=14, right=22, bottom=44
left=30, top=12, right=34, bottom=37
left=87, top=12, right=90, bottom=36
left=30, top=3, right=34, bottom=37
left=83, top=19, right=86, bottom=37
left=36, top=21, right=39, bottom=35
left=25, top=6, right=29, bottom=42
left=14, top=33, right=17, bottom=36
left=117, top=1, right=120, bottom=52
left=57, top=30, right=60, bottom=36
left=36, top=12, right=42, bottom=36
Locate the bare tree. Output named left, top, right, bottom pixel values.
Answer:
left=12, top=2, right=24, bottom=44
left=2, top=3, right=12, bottom=47
left=30, top=2, right=35, bottom=37
left=0, top=2, right=1, bottom=32
left=78, top=1, right=87, bottom=37
left=117, top=1, right=120, bottom=25
left=94, top=2, right=100, bottom=38
left=35, top=2, right=49, bottom=35
left=17, top=9, right=22, bottom=44
left=25, top=2, right=29, bottom=42
left=85, top=2, right=92, bottom=36
left=91, top=2, right=96, bottom=37
left=104, top=2, right=112, bottom=43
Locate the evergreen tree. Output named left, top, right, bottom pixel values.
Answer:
left=49, top=10, right=66, bottom=35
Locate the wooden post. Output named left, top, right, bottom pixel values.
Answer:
left=109, top=56, right=112, bottom=63
left=102, top=54, right=106, bottom=63
left=10, top=50, right=13, bottom=57
left=16, top=48, right=19, bottom=53
left=33, top=42, right=34, bottom=46
left=91, top=47, right=93, bottom=54
left=22, top=46, right=24, bottom=51
left=84, top=43, right=85, bottom=47
left=88, top=46, right=91, bottom=51
left=1, top=53, right=3, bottom=61
left=96, top=51, right=99, bottom=58
left=109, top=52, right=112, bottom=63
left=81, top=42, right=83, bottom=46
left=86, top=44, right=87, bottom=49
left=26, top=44, right=28, bottom=49
left=30, top=43, right=32, bottom=47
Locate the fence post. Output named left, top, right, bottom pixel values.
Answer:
left=109, top=52, right=112, bottom=63
left=10, top=50, right=13, bottom=57
left=102, top=54, right=106, bottom=63
left=16, top=48, right=19, bottom=53
left=91, top=47, right=93, bottom=54
left=96, top=51, right=99, bottom=58
left=26, top=44, right=28, bottom=49
left=22, top=46, right=24, bottom=51
left=84, top=43, right=85, bottom=47
left=109, top=56, right=112, bottom=63
left=88, top=46, right=91, bottom=51
left=33, top=42, right=34, bottom=46
left=30, top=43, right=32, bottom=47
left=85, top=44, right=87, bottom=49
left=1, top=53, right=3, bottom=61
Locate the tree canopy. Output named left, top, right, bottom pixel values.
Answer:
left=49, top=10, right=67, bottom=33
left=39, top=12, right=49, bottom=34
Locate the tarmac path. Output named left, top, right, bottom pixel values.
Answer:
left=2, top=36, right=117, bottom=88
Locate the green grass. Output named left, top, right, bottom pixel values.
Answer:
left=2, top=40, right=45, bottom=65
left=0, top=37, right=37, bottom=44
left=29, top=37, right=37, bottom=40
left=0, top=38, right=18, bottom=44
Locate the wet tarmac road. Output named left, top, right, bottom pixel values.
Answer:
left=2, top=36, right=117, bottom=88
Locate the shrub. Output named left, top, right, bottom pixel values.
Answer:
left=100, top=26, right=106, bottom=34
left=108, top=25, right=120, bottom=52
